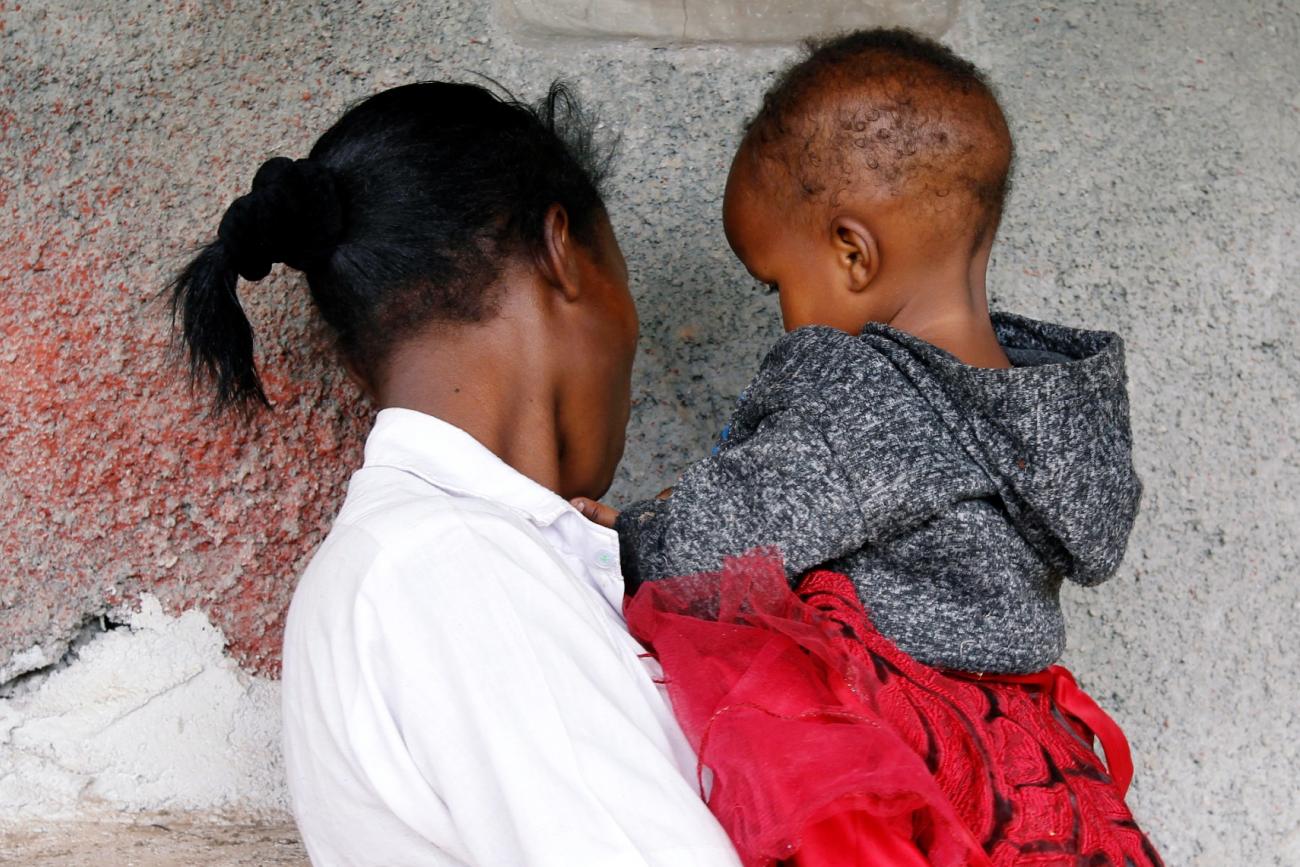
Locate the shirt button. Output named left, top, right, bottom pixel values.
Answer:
left=595, top=549, right=617, bottom=569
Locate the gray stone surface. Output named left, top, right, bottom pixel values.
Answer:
left=1, top=0, right=1297, bottom=864
left=501, top=0, right=957, bottom=43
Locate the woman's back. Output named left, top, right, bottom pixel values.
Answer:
left=171, top=80, right=740, bottom=866
left=282, top=409, right=736, bottom=866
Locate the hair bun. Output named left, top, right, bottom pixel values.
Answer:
left=217, top=156, right=344, bottom=281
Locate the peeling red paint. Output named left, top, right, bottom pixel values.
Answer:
left=0, top=3, right=375, bottom=675
left=4, top=0, right=519, bottom=677
left=0, top=204, right=369, bottom=675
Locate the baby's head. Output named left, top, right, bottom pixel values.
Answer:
left=724, top=29, right=1014, bottom=335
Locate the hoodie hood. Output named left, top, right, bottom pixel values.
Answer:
left=735, top=312, right=1143, bottom=589
left=858, top=312, right=1143, bottom=586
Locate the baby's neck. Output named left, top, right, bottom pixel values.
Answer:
left=875, top=234, right=1009, bottom=368
left=886, top=280, right=1010, bottom=369
left=894, top=307, right=1011, bottom=369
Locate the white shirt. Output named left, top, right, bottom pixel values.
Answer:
left=282, top=408, right=740, bottom=867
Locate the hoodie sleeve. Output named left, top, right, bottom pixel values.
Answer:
left=615, top=409, right=870, bottom=590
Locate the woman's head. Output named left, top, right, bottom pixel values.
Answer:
left=172, top=80, right=638, bottom=497
left=174, top=80, right=618, bottom=409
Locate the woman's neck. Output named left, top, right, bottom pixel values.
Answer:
left=374, top=300, right=565, bottom=493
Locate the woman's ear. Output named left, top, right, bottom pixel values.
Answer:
left=538, top=203, right=582, bottom=302
left=342, top=357, right=376, bottom=401
left=830, top=216, right=879, bottom=293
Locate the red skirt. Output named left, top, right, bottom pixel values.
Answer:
left=625, top=550, right=1163, bottom=867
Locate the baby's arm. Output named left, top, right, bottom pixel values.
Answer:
left=610, top=410, right=869, bottom=589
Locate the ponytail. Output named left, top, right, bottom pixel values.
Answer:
left=170, top=157, right=344, bottom=414
left=170, top=242, right=267, bottom=412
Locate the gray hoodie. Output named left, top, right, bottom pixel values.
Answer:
left=616, top=313, right=1142, bottom=674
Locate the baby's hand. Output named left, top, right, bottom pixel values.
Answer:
left=571, top=497, right=620, bottom=529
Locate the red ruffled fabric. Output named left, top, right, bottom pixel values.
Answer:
left=625, top=550, right=1163, bottom=867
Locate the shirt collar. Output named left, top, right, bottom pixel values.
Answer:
left=364, top=407, right=576, bottom=527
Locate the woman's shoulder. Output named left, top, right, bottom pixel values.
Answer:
left=293, top=469, right=532, bottom=598
left=336, top=466, right=529, bottom=548
left=287, top=485, right=580, bottom=663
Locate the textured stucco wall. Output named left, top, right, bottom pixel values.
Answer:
left=1, top=0, right=1297, bottom=863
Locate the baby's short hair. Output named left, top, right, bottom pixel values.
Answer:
left=747, top=28, right=1014, bottom=239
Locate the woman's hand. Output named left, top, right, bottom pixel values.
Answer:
left=571, top=497, right=621, bottom=528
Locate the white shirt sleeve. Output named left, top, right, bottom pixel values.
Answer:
left=349, top=507, right=740, bottom=867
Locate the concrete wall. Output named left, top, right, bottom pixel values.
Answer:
left=1, top=0, right=1297, bottom=863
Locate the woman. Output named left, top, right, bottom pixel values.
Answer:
left=171, top=81, right=740, bottom=867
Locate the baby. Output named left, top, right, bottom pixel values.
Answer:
left=581, top=28, right=1142, bottom=677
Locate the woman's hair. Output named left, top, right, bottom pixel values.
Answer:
left=171, top=80, right=614, bottom=413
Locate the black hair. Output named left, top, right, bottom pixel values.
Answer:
left=746, top=28, right=1013, bottom=234
left=170, top=80, right=614, bottom=414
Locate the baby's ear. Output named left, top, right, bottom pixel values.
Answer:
left=830, top=216, right=879, bottom=293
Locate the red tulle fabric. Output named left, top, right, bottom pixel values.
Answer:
left=625, top=551, right=1164, bottom=867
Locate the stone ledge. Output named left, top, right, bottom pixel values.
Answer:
left=499, top=0, right=958, bottom=44
left=0, top=817, right=306, bottom=867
